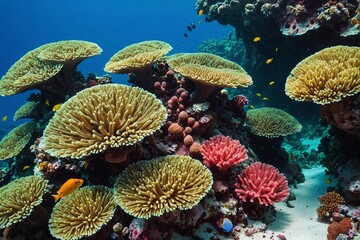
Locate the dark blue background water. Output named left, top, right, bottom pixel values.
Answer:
left=0, top=0, right=231, bottom=130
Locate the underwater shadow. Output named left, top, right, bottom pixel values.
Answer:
left=267, top=210, right=292, bottom=231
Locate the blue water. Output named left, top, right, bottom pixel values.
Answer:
left=0, top=0, right=231, bottom=129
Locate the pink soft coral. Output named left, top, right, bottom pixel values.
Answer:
left=199, top=135, right=248, bottom=171
left=235, top=162, right=290, bottom=206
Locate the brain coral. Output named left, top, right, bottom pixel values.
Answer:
left=0, top=121, right=36, bottom=160
left=114, top=155, right=213, bottom=219
left=43, top=84, right=167, bottom=159
left=246, top=107, right=302, bottom=138
left=235, top=162, right=290, bottom=206
left=49, top=186, right=116, bottom=240
left=0, top=176, right=48, bottom=228
left=285, top=45, right=360, bottom=105
left=200, top=135, right=248, bottom=171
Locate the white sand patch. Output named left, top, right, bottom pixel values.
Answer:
left=241, top=166, right=333, bottom=240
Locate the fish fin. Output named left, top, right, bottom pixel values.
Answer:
left=52, top=194, right=61, bottom=202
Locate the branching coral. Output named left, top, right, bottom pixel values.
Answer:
left=285, top=45, right=360, bottom=105
left=316, top=191, right=345, bottom=219
left=0, top=176, right=48, bottom=228
left=199, top=135, right=248, bottom=171
left=113, top=155, right=213, bottom=219
left=235, top=162, right=290, bottom=206
left=43, top=84, right=167, bottom=161
left=49, top=186, right=116, bottom=240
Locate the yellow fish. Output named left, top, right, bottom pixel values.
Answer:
left=52, top=103, right=62, bottom=112
left=198, top=9, right=204, bottom=16
left=256, top=93, right=262, bottom=97
left=1, top=116, right=7, bottom=122
left=52, top=178, right=84, bottom=202
left=263, top=97, right=269, bottom=100
left=250, top=105, right=255, bottom=109
left=253, top=37, right=261, bottom=43
left=23, top=165, right=30, bottom=170
left=266, top=58, right=273, bottom=64
left=269, top=81, right=275, bottom=86
left=325, top=178, right=332, bottom=184
left=45, top=99, right=50, bottom=106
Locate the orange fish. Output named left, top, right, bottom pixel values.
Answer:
left=198, top=9, right=204, bottom=16
left=52, top=178, right=84, bottom=202
left=253, top=37, right=261, bottom=43
left=266, top=58, right=273, bottom=64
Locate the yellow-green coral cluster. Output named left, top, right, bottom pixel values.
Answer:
left=114, top=155, right=213, bottom=219
left=43, top=84, right=167, bottom=158
left=49, top=186, right=116, bottom=240
left=0, top=176, right=48, bottom=228
left=13, top=101, right=39, bottom=121
left=0, top=122, right=36, bottom=160
left=246, top=107, right=302, bottom=138
left=285, top=45, right=360, bottom=105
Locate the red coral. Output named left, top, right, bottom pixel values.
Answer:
left=235, top=162, right=290, bottom=206
left=199, top=135, right=248, bottom=171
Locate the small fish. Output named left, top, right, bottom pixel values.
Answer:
left=52, top=103, right=62, bottom=112
left=198, top=9, right=204, bottom=16
left=198, top=20, right=202, bottom=24
left=23, top=165, right=30, bottom=170
left=269, top=81, right=275, bottom=86
left=1, top=116, right=7, bottom=122
left=221, top=218, right=233, bottom=233
left=52, top=178, right=84, bottom=202
left=256, top=93, right=262, bottom=97
left=253, top=37, right=261, bottom=43
left=266, top=58, right=273, bottom=64
left=325, top=178, right=332, bottom=184
left=191, top=23, right=196, bottom=29
left=187, top=26, right=192, bottom=31
left=275, top=47, right=279, bottom=52
left=263, top=97, right=269, bottom=101
left=45, top=99, right=50, bottom=106
left=250, top=105, right=255, bottom=109
left=184, top=33, right=188, bottom=37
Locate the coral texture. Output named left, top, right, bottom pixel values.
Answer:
left=49, top=186, right=116, bottom=240
left=199, top=135, right=248, bottom=171
left=285, top=46, right=360, bottom=104
left=316, top=191, right=345, bottom=219
left=13, top=101, right=39, bottom=121
left=104, top=40, right=172, bottom=73
left=246, top=107, right=302, bottom=138
left=43, top=84, right=167, bottom=159
left=235, top=162, right=290, bottom=206
left=37, top=40, right=102, bottom=63
left=327, top=217, right=352, bottom=240
left=113, top=155, right=213, bottom=219
left=0, top=176, right=48, bottom=228
left=0, top=45, right=63, bottom=96
left=0, top=122, right=36, bottom=160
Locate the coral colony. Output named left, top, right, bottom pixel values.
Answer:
left=0, top=6, right=359, bottom=240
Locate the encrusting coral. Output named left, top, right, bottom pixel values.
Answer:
left=0, top=121, right=36, bottom=160
left=104, top=40, right=173, bottom=90
left=167, top=53, right=252, bottom=103
left=285, top=45, right=360, bottom=105
left=199, top=135, right=248, bottom=171
left=49, top=185, right=116, bottom=240
left=113, top=155, right=213, bottom=219
left=246, top=107, right=302, bottom=138
left=43, top=84, right=167, bottom=162
left=0, top=176, right=48, bottom=228
left=235, top=162, right=290, bottom=206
